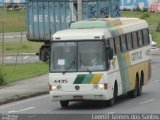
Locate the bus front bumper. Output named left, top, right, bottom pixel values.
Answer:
left=49, top=90, right=110, bottom=101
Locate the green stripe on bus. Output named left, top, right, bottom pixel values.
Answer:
left=109, top=28, right=120, bottom=37
left=81, top=74, right=93, bottom=84
left=117, top=53, right=130, bottom=93
left=73, top=74, right=86, bottom=84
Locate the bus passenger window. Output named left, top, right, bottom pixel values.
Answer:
left=120, top=35, right=127, bottom=52
left=143, top=29, right=150, bottom=45
left=132, top=32, right=138, bottom=49
left=115, top=37, right=121, bottom=53
left=109, top=38, right=115, bottom=55
left=138, top=31, right=143, bottom=47
left=126, top=33, right=133, bottom=51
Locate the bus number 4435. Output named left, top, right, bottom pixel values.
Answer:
left=54, top=80, right=68, bottom=83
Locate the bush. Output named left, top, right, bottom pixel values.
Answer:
left=0, top=71, right=6, bottom=85
left=140, top=13, right=150, bottom=19
left=156, top=22, right=160, bottom=32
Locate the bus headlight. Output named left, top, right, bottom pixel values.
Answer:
left=93, top=84, right=108, bottom=90
left=52, top=85, right=62, bottom=90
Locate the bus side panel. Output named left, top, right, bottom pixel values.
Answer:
left=107, top=70, right=123, bottom=97
left=117, top=53, right=130, bottom=94
left=125, top=47, right=151, bottom=91
left=128, top=60, right=151, bottom=90
left=108, top=56, right=123, bottom=96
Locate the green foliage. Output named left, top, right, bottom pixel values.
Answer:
left=21, top=45, right=30, bottom=49
left=140, top=13, right=150, bottom=19
left=0, top=9, right=26, bottom=33
left=0, top=71, right=6, bottom=85
left=1, top=62, right=48, bottom=84
left=156, top=21, right=160, bottom=32
left=121, top=11, right=159, bottom=26
left=1, top=41, right=43, bottom=55
left=5, top=47, right=14, bottom=51
left=150, top=30, right=160, bottom=47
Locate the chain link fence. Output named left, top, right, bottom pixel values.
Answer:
left=0, top=3, right=27, bottom=67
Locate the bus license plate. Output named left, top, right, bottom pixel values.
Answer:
left=73, top=96, right=83, bottom=100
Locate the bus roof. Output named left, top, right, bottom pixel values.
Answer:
left=52, top=17, right=148, bottom=41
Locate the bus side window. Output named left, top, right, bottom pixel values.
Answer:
left=109, top=38, right=115, bottom=55
left=115, top=37, right=121, bottom=54
left=137, top=30, right=143, bottom=47
left=143, top=29, right=150, bottom=45
left=120, top=35, right=127, bottom=52
left=105, top=39, right=110, bottom=47
left=132, top=32, right=138, bottom=49
left=126, top=33, right=133, bottom=51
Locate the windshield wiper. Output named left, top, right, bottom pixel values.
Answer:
left=84, top=66, right=92, bottom=74
left=80, top=60, right=92, bottom=74
left=79, top=54, right=92, bottom=74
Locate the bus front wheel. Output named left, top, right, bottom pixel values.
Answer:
left=60, top=100, right=69, bottom=108
left=107, top=82, right=118, bottom=107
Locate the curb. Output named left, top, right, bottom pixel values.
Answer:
left=0, top=91, right=49, bottom=105
left=0, top=53, right=37, bottom=57
left=1, top=35, right=26, bottom=39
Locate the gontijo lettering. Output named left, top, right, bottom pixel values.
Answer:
left=131, top=51, right=142, bottom=62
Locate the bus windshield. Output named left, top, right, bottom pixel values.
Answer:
left=50, top=41, right=107, bottom=72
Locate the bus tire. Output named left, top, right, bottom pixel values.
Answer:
left=137, top=81, right=142, bottom=96
left=107, top=82, right=117, bottom=107
left=137, top=72, right=143, bottom=96
left=60, top=100, right=69, bottom=108
left=40, top=47, right=50, bottom=62
left=107, top=98, right=114, bottom=107
left=127, top=80, right=138, bottom=98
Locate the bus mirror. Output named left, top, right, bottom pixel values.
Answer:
left=106, top=47, right=113, bottom=60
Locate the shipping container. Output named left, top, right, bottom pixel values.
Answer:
left=26, top=0, right=120, bottom=62
left=0, top=0, right=25, bottom=3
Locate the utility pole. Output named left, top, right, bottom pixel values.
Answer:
left=0, top=2, right=5, bottom=67
left=77, top=0, right=82, bottom=21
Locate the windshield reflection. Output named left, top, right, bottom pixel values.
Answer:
left=50, top=41, right=106, bottom=72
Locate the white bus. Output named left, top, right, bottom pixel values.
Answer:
left=49, top=18, right=151, bottom=108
